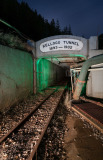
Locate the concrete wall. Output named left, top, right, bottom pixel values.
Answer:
left=89, top=36, right=98, bottom=50
left=36, top=58, right=65, bottom=91
left=86, top=69, right=103, bottom=99
left=89, top=49, right=103, bottom=58
left=0, top=45, right=33, bottom=112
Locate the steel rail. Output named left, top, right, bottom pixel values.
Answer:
left=0, top=88, right=58, bottom=144
left=28, top=89, right=65, bottom=160
left=80, top=96, right=103, bottom=107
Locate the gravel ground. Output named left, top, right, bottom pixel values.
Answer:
left=34, top=92, right=103, bottom=160
left=63, top=92, right=103, bottom=160
left=0, top=89, right=54, bottom=140
left=0, top=89, right=63, bottom=160
left=0, top=90, right=103, bottom=160
left=34, top=93, right=68, bottom=160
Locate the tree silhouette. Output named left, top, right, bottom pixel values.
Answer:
left=62, top=25, right=72, bottom=35
left=55, top=20, right=61, bottom=35
left=68, top=25, right=72, bottom=35
left=0, top=0, right=73, bottom=41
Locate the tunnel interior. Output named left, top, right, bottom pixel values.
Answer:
left=36, top=58, right=66, bottom=91
left=36, top=54, right=86, bottom=92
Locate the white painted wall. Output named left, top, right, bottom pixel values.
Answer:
left=86, top=65, right=103, bottom=99
left=89, top=36, right=98, bottom=50
left=89, top=50, right=103, bottom=58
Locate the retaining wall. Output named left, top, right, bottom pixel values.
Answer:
left=0, top=45, right=33, bottom=112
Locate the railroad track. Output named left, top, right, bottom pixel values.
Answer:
left=0, top=87, right=65, bottom=160
left=0, top=89, right=56, bottom=140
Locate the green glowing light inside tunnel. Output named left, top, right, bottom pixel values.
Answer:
left=36, top=58, right=52, bottom=91
left=68, top=54, right=87, bottom=59
left=36, top=54, right=86, bottom=91
left=40, top=54, right=87, bottom=60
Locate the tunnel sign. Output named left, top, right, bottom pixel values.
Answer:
left=40, top=39, right=83, bottom=52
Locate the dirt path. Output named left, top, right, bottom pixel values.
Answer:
left=63, top=93, right=103, bottom=160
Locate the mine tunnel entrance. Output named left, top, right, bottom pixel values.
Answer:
left=35, top=53, right=85, bottom=94
left=35, top=35, right=87, bottom=93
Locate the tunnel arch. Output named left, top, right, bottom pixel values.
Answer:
left=36, top=35, right=88, bottom=60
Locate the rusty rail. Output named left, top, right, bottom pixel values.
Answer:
left=28, top=89, right=64, bottom=160
left=80, top=96, right=103, bottom=107
left=0, top=88, right=58, bottom=144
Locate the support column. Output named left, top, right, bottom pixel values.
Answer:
left=33, top=58, right=37, bottom=94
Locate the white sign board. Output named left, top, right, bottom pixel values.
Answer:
left=40, top=39, right=83, bottom=52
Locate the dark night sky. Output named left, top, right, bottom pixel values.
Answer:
left=17, top=0, right=103, bottom=38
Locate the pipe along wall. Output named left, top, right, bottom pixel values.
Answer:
left=73, top=54, right=103, bottom=100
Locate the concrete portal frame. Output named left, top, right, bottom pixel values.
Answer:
left=36, top=35, right=88, bottom=59
left=34, top=35, right=98, bottom=94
